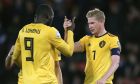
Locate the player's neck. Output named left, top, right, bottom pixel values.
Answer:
left=96, top=27, right=107, bottom=37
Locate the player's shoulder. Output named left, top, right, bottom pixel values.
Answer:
left=85, top=35, right=91, bottom=38
left=107, top=32, right=118, bottom=38
left=107, top=32, right=119, bottom=41
left=18, top=24, right=29, bottom=33
left=49, top=26, right=56, bottom=30
left=48, top=27, right=59, bottom=33
left=80, top=35, right=91, bottom=41
left=35, top=24, right=59, bottom=35
left=47, top=26, right=61, bottom=37
left=107, top=32, right=117, bottom=37
left=20, top=23, right=33, bottom=30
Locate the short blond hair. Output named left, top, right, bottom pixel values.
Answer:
left=86, top=8, right=105, bottom=22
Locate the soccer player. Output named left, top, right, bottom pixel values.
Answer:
left=5, top=45, right=63, bottom=84
left=64, top=8, right=121, bottom=84
left=9, top=4, right=74, bottom=84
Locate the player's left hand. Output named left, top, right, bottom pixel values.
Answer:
left=96, top=78, right=106, bottom=84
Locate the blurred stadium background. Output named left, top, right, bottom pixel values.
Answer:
left=0, top=0, right=140, bottom=84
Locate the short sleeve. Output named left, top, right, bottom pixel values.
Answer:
left=110, top=36, right=121, bottom=50
left=79, top=36, right=89, bottom=51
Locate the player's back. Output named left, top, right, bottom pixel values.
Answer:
left=19, top=23, right=58, bottom=84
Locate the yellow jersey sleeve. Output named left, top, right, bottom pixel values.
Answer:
left=79, top=35, right=88, bottom=51
left=49, top=27, right=74, bottom=56
left=53, top=49, right=61, bottom=61
left=12, top=34, right=21, bottom=62
left=110, top=36, right=121, bottom=50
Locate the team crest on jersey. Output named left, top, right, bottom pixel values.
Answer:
left=99, top=40, right=106, bottom=48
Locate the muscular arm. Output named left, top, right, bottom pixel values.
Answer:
left=55, top=61, right=63, bottom=84
left=100, top=55, right=120, bottom=81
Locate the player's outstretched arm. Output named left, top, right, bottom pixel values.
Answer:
left=5, top=45, right=15, bottom=70
left=63, top=16, right=75, bottom=41
left=63, top=16, right=84, bottom=53
left=55, top=61, right=63, bottom=84
left=50, top=29, right=74, bottom=56
left=50, top=16, right=75, bottom=57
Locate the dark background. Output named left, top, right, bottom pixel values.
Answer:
left=0, top=0, right=140, bottom=84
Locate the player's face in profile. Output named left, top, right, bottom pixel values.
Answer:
left=87, top=17, right=101, bottom=35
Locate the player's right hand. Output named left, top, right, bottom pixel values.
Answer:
left=63, top=16, right=75, bottom=31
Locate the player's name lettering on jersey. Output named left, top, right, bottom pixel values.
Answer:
left=23, top=28, right=41, bottom=34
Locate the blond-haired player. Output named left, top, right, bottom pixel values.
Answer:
left=64, top=8, right=121, bottom=84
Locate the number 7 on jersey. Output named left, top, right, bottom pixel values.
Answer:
left=93, top=50, right=96, bottom=60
